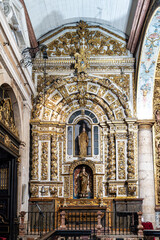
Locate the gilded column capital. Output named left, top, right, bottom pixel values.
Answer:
left=137, top=120, right=155, bottom=130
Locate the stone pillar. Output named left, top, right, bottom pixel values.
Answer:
left=138, top=121, right=155, bottom=225
left=60, top=211, right=66, bottom=230
left=96, top=211, right=103, bottom=236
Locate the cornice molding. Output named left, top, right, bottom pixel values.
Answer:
left=137, top=119, right=155, bottom=129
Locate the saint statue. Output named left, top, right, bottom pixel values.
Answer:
left=78, top=124, right=88, bottom=157
left=74, top=165, right=93, bottom=199
left=78, top=166, right=89, bottom=198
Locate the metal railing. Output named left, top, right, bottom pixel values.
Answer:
left=26, top=211, right=58, bottom=235
left=26, top=210, right=138, bottom=236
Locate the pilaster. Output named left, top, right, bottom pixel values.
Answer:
left=138, top=120, right=155, bottom=225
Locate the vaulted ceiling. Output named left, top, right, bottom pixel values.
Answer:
left=24, top=0, right=138, bottom=40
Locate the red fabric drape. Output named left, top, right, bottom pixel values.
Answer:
left=142, top=222, right=154, bottom=229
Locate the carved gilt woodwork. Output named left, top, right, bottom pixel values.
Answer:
left=107, top=133, right=116, bottom=180
left=30, top=184, right=39, bottom=198
left=0, top=98, right=18, bottom=137
left=31, top=133, right=39, bottom=180
left=51, top=134, right=58, bottom=180
left=154, top=52, right=160, bottom=206
left=47, top=21, right=128, bottom=57
left=41, top=142, right=49, bottom=180
left=127, top=132, right=135, bottom=179
left=117, top=140, right=126, bottom=180
left=30, top=21, right=138, bottom=201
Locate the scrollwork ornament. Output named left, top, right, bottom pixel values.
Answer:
left=4, top=134, right=11, bottom=147
left=127, top=132, right=135, bottom=179
left=0, top=99, right=18, bottom=137
left=108, top=184, right=117, bottom=196
left=107, top=133, right=116, bottom=180
left=47, top=21, right=128, bottom=57
left=154, top=58, right=160, bottom=205
left=30, top=184, right=39, bottom=197
left=64, top=176, right=70, bottom=197
left=51, top=134, right=58, bottom=180
left=31, top=133, right=39, bottom=180
left=49, top=186, right=58, bottom=197
left=117, top=140, right=126, bottom=180
left=127, top=183, right=137, bottom=196
left=41, top=142, right=49, bottom=180
left=2, top=0, right=12, bottom=17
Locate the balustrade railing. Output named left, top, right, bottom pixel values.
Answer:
left=26, top=211, right=58, bottom=236
left=25, top=210, right=138, bottom=237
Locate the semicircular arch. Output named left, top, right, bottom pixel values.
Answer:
left=137, top=7, right=160, bottom=119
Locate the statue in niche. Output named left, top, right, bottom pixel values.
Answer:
left=79, top=166, right=89, bottom=197
left=75, top=167, right=89, bottom=198
left=74, top=165, right=93, bottom=199
left=78, top=124, right=88, bottom=157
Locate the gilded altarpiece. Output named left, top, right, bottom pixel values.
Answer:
left=30, top=22, right=138, bottom=205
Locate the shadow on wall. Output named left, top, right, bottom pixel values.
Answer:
left=125, top=0, right=138, bottom=36
left=35, top=10, right=64, bottom=39
left=37, top=14, right=132, bottom=40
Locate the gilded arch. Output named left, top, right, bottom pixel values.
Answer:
left=69, top=159, right=96, bottom=174
left=32, top=74, right=132, bottom=123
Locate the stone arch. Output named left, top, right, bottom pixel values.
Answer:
left=137, top=7, right=160, bottom=119
left=0, top=83, right=22, bottom=139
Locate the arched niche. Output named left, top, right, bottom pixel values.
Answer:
left=73, top=164, right=93, bottom=199
left=67, top=109, right=99, bottom=158
left=69, top=160, right=96, bottom=198
left=0, top=83, right=22, bottom=139
left=75, top=119, right=91, bottom=156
